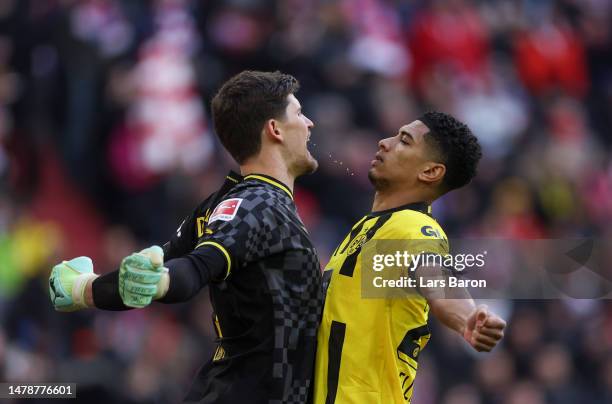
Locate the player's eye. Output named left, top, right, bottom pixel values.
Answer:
left=400, top=134, right=410, bottom=144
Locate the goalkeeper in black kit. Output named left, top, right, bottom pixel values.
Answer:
left=48, top=71, right=324, bottom=404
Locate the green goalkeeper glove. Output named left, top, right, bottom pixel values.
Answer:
left=49, top=256, right=99, bottom=312
left=119, top=245, right=169, bottom=308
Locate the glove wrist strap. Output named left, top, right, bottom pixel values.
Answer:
left=154, top=269, right=170, bottom=300
left=72, top=273, right=99, bottom=309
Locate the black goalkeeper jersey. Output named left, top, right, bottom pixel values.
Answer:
left=164, top=171, right=323, bottom=404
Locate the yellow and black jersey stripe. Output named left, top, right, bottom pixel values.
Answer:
left=314, top=202, right=449, bottom=404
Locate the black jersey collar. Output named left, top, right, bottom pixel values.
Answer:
left=243, top=173, right=294, bottom=200
left=225, top=170, right=242, bottom=184
left=370, top=202, right=431, bottom=217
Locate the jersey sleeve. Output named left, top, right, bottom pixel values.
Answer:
left=412, top=220, right=449, bottom=256
left=376, top=211, right=450, bottom=256
left=162, top=210, right=198, bottom=262
left=162, top=172, right=243, bottom=262
left=389, top=212, right=457, bottom=284
left=193, top=192, right=276, bottom=280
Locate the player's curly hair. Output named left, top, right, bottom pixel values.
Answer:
left=419, top=111, right=482, bottom=193
left=211, top=70, right=300, bottom=164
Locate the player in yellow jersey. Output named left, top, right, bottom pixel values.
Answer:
left=314, top=111, right=506, bottom=404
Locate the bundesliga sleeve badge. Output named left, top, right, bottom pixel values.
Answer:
left=209, top=198, right=243, bottom=223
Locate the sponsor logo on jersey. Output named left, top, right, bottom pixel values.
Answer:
left=421, top=225, right=441, bottom=238
left=209, top=198, right=243, bottom=223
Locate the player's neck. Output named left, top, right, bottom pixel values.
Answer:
left=371, top=189, right=430, bottom=213
left=240, top=156, right=295, bottom=192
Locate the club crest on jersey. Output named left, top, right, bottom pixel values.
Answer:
left=209, top=198, right=243, bottom=223
left=347, top=233, right=369, bottom=255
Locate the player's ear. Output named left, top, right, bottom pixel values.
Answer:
left=263, top=119, right=283, bottom=143
left=418, top=163, right=445, bottom=184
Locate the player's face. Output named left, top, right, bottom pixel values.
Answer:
left=279, top=94, right=318, bottom=176
left=368, top=120, right=433, bottom=190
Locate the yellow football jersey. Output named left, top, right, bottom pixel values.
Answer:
left=314, top=202, right=449, bottom=404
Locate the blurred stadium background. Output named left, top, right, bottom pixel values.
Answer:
left=0, top=0, right=611, bottom=403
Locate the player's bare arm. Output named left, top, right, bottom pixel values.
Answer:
left=415, top=263, right=506, bottom=352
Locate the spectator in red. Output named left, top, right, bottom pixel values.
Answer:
left=513, top=17, right=589, bottom=97
left=407, top=0, right=491, bottom=94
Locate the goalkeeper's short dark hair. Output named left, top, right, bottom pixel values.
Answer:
left=419, top=111, right=482, bottom=193
left=211, top=70, right=300, bottom=164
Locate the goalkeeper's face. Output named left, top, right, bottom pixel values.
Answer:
left=278, top=94, right=318, bottom=176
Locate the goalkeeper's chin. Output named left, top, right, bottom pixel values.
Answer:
left=295, top=154, right=319, bottom=177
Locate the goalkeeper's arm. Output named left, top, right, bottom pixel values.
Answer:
left=49, top=245, right=230, bottom=311
left=88, top=245, right=227, bottom=310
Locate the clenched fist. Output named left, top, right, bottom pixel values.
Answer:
left=463, top=304, right=506, bottom=352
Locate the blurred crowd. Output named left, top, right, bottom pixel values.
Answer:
left=0, top=0, right=611, bottom=403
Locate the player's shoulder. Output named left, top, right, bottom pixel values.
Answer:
left=189, top=171, right=242, bottom=216
left=208, top=179, right=290, bottom=225
left=223, top=175, right=292, bottom=207
left=382, top=209, right=447, bottom=240
left=220, top=183, right=275, bottom=210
